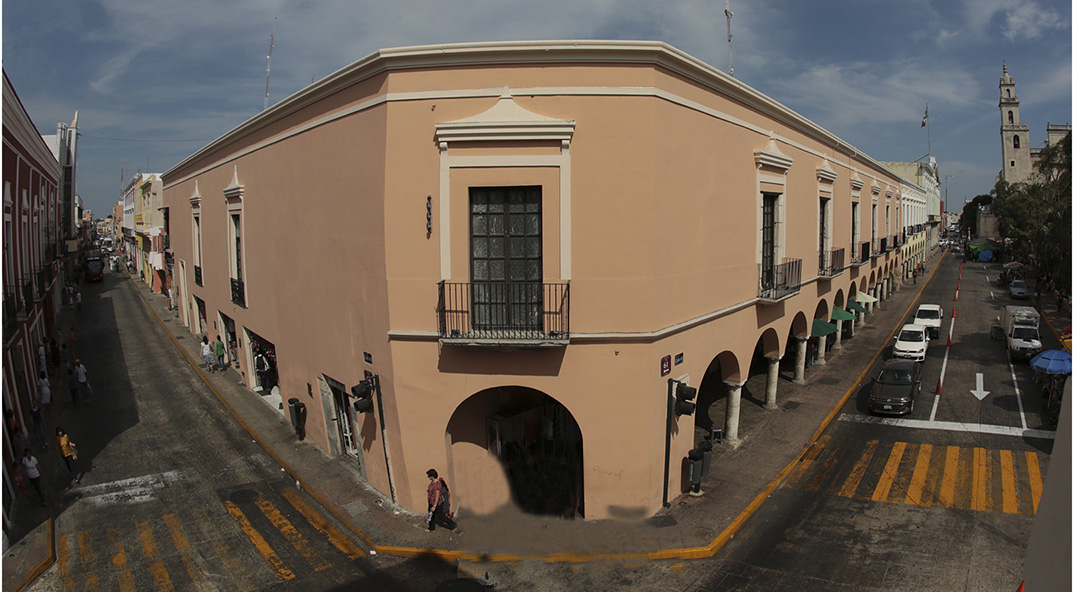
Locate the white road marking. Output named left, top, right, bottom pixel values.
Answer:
left=929, top=317, right=955, bottom=422
left=991, top=291, right=995, bottom=300
left=969, top=373, right=990, bottom=401
left=75, top=470, right=184, bottom=507
left=838, top=414, right=1055, bottom=439
left=1008, top=351, right=1028, bottom=430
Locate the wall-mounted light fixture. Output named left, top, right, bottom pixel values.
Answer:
left=426, top=195, right=432, bottom=237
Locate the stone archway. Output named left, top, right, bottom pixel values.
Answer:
left=446, top=386, right=584, bottom=518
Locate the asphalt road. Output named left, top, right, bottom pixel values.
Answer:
left=26, top=271, right=465, bottom=592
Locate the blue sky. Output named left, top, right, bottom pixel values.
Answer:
left=2, top=0, right=1074, bottom=218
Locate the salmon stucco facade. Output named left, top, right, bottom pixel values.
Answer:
left=163, top=40, right=920, bottom=521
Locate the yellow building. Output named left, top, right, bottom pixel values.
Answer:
left=164, top=41, right=912, bottom=520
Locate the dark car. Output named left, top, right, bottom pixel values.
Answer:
left=868, top=359, right=922, bottom=416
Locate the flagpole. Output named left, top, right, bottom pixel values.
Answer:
left=926, top=103, right=931, bottom=157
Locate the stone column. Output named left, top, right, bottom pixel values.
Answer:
left=724, top=381, right=744, bottom=449
left=856, top=307, right=866, bottom=327
left=833, top=319, right=843, bottom=351
left=764, top=356, right=781, bottom=410
left=793, top=336, right=807, bottom=384
left=816, top=335, right=828, bottom=365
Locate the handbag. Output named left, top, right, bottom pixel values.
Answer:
left=70, top=442, right=78, bottom=460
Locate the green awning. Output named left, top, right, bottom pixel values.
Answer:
left=846, top=300, right=867, bottom=314
left=855, top=292, right=878, bottom=304
left=831, top=306, right=856, bottom=321
left=811, top=319, right=838, bottom=338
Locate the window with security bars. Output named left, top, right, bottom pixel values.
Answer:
left=470, top=186, right=543, bottom=333
left=761, top=193, right=778, bottom=288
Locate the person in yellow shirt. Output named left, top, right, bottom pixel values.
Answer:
left=57, top=427, right=80, bottom=484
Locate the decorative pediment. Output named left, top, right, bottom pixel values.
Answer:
left=189, top=180, right=201, bottom=208
left=850, top=172, right=864, bottom=191
left=435, top=89, right=574, bottom=145
left=754, top=137, right=793, bottom=172
left=223, top=166, right=244, bottom=202
left=871, top=184, right=882, bottom=196
left=886, top=189, right=893, bottom=198
left=816, top=157, right=837, bottom=183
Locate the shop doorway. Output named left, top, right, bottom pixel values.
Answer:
left=244, top=328, right=278, bottom=393
left=447, top=387, right=583, bottom=518
left=217, top=312, right=238, bottom=368
left=324, top=376, right=358, bottom=458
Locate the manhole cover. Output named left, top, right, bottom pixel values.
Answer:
left=819, top=378, right=839, bottom=385
left=783, top=401, right=801, bottom=411
left=228, top=489, right=259, bottom=504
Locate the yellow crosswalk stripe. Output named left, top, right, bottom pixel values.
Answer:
left=837, top=440, right=879, bottom=498
left=191, top=507, right=259, bottom=592
left=871, top=441, right=907, bottom=503
left=107, top=528, right=137, bottom=592
left=938, top=446, right=960, bottom=509
left=224, top=500, right=296, bottom=581
left=255, top=494, right=332, bottom=571
left=1025, top=451, right=1044, bottom=515
left=57, top=533, right=76, bottom=591
left=971, top=448, right=990, bottom=512
left=787, top=435, right=830, bottom=489
left=999, top=450, right=1019, bottom=514
left=136, top=521, right=174, bottom=591
left=280, top=488, right=367, bottom=559
left=77, top=531, right=101, bottom=592
left=163, top=513, right=216, bottom=592
left=903, top=443, right=933, bottom=507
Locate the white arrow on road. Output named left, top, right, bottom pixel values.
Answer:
left=970, top=373, right=990, bottom=401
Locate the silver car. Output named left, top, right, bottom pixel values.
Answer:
left=1009, top=279, right=1029, bottom=299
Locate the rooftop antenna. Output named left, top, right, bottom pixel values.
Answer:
left=264, top=17, right=277, bottom=110
left=724, top=0, right=734, bottom=76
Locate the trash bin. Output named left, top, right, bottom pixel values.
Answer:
left=685, top=448, right=704, bottom=495
left=698, top=440, right=713, bottom=477
left=287, top=398, right=300, bottom=429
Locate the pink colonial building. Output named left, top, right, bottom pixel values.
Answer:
left=163, top=41, right=909, bottom=521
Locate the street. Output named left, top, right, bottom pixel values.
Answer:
left=26, top=270, right=461, bottom=592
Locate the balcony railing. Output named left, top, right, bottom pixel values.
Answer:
left=879, top=237, right=888, bottom=253
left=194, top=265, right=203, bottom=287
left=758, top=257, right=802, bottom=303
left=818, top=247, right=846, bottom=278
left=230, top=278, right=246, bottom=307
left=438, top=280, right=570, bottom=345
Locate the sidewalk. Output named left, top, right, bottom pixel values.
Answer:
left=2, top=254, right=951, bottom=589
left=133, top=255, right=954, bottom=564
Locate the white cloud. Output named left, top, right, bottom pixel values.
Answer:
left=959, top=0, right=1068, bottom=40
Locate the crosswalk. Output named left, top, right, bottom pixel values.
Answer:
left=783, top=435, right=1046, bottom=515
left=52, top=486, right=367, bottom=591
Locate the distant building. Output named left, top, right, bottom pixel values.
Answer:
left=883, top=157, right=941, bottom=271
left=999, top=64, right=1071, bottom=185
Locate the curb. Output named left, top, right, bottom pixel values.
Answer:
left=131, top=257, right=944, bottom=564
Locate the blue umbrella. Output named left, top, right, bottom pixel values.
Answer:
left=1030, top=350, right=1072, bottom=374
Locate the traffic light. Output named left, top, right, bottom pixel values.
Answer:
left=351, top=376, right=377, bottom=413
left=671, top=379, right=697, bottom=416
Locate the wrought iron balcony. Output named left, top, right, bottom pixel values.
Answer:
left=879, top=237, right=888, bottom=253
left=758, top=257, right=802, bottom=303
left=818, top=247, right=846, bottom=278
left=438, top=280, right=570, bottom=346
left=230, top=278, right=246, bottom=307
left=853, top=242, right=870, bottom=266
left=194, top=265, right=203, bottom=286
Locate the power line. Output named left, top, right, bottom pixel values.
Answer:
left=78, top=134, right=213, bottom=143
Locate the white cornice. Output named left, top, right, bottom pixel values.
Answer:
left=223, top=166, right=244, bottom=201
left=816, top=157, right=837, bottom=183
left=189, top=180, right=201, bottom=208
left=163, top=40, right=902, bottom=184
left=851, top=173, right=864, bottom=191
left=754, top=137, right=793, bottom=172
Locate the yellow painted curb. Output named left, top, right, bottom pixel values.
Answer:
left=131, top=254, right=945, bottom=565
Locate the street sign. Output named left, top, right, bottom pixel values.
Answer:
left=661, top=355, right=672, bottom=377
left=674, top=352, right=684, bottom=366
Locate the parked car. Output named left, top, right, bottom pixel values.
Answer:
left=1008, top=279, right=1029, bottom=299
left=913, top=304, right=943, bottom=339
left=893, top=324, right=929, bottom=362
left=868, top=359, right=922, bottom=416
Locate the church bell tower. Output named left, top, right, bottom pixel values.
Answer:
left=999, top=64, right=1031, bottom=184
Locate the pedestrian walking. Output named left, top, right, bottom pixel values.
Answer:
left=38, top=370, right=52, bottom=410
left=67, top=368, right=80, bottom=408
left=425, top=468, right=458, bottom=532
left=74, top=290, right=82, bottom=311
left=56, top=427, right=80, bottom=483
left=38, top=343, right=47, bottom=375
left=50, top=339, right=61, bottom=369
left=201, top=337, right=216, bottom=372
left=21, top=449, right=46, bottom=505
left=215, top=335, right=227, bottom=372
left=29, top=397, right=44, bottom=442
left=254, top=350, right=271, bottom=390
left=68, top=328, right=76, bottom=346
left=59, top=343, right=70, bottom=374
left=13, top=425, right=30, bottom=460
left=74, top=359, right=92, bottom=402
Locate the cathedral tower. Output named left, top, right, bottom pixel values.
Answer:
left=999, top=64, right=1031, bottom=184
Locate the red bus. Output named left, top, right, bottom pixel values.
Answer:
left=84, top=257, right=104, bottom=282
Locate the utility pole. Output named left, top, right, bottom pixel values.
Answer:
left=264, top=17, right=277, bottom=111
